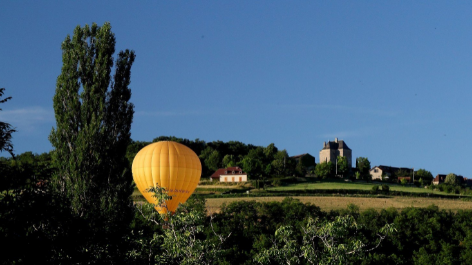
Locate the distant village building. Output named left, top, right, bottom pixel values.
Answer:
left=370, top=166, right=414, bottom=181
left=290, top=153, right=316, bottom=172
left=319, top=138, right=352, bottom=168
left=432, top=174, right=464, bottom=185
left=464, top=178, right=472, bottom=187
left=432, top=174, right=447, bottom=185
left=210, top=166, right=247, bottom=182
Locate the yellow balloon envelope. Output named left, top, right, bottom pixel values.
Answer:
left=132, top=141, right=202, bottom=214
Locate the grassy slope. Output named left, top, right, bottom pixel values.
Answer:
left=134, top=180, right=471, bottom=213
left=267, top=180, right=454, bottom=196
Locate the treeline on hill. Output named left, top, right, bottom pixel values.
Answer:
left=127, top=136, right=315, bottom=179
left=4, top=138, right=436, bottom=185
left=0, top=136, right=308, bottom=187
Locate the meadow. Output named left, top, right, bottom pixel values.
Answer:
left=133, top=179, right=472, bottom=213
left=205, top=196, right=472, bottom=213
left=266, top=180, right=453, bottom=195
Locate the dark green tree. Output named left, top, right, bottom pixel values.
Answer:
left=48, top=22, right=136, bottom=262
left=394, top=168, right=413, bottom=179
left=336, top=156, right=349, bottom=177
left=271, top=150, right=289, bottom=177
left=241, top=147, right=264, bottom=179
left=263, top=143, right=278, bottom=163
left=222, top=154, right=236, bottom=167
left=315, top=161, right=334, bottom=179
left=415, top=169, right=433, bottom=184
left=126, top=140, right=151, bottom=166
left=356, top=157, right=371, bottom=180
left=205, top=149, right=222, bottom=172
left=0, top=88, right=16, bottom=157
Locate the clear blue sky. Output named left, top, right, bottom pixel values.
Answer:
left=1, top=1, right=472, bottom=177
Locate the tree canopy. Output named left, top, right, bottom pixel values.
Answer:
left=445, top=173, right=460, bottom=186
left=356, top=157, right=371, bottom=180
left=49, top=22, right=136, bottom=262
left=415, top=168, right=433, bottom=183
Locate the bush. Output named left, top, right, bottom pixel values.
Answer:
left=445, top=173, right=459, bottom=186
left=400, top=178, right=408, bottom=185
left=381, top=185, right=390, bottom=193
left=372, top=185, right=379, bottom=192
left=443, top=185, right=452, bottom=193
left=355, top=172, right=361, bottom=180
left=271, top=179, right=281, bottom=187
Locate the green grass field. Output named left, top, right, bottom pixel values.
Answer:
left=133, top=180, right=469, bottom=211
left=267, top=180, right=456, bottom=196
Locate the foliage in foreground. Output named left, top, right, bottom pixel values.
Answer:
left=129, top=186, right=230, bottom=264
left=255, top=215, right=395, bottom=265
left=4, top=173, right=472, bottom=265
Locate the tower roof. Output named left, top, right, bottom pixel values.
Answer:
left=322, top=139, right=351, bottom=151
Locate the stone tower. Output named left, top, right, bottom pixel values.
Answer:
left=319, top=138, right=352, bottom=168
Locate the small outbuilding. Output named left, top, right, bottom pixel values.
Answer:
left=210, top=166, right=247, bottom=182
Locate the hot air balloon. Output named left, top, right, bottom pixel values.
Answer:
left=132, top=141, right=202, bottom=214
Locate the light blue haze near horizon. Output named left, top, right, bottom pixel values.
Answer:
left=1, top=1, right=472, bottom=178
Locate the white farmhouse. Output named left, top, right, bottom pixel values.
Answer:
left=210, top=166, right=247, bottom=182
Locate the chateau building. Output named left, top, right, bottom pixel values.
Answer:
left=319, top=138, right=352, bottom=168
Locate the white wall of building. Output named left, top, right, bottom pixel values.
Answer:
left=219, top=174, right=247, bottom=182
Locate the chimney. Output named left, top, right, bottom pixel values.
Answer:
left=323, top=141, right=326, bottom=147
left=335, top=138, right=338, bottom=143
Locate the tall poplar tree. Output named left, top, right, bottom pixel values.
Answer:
left=49, top=22, right=135, bottom=262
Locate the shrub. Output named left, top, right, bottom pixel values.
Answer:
left=443, top=185, right=452, bottom=193
left=381, top=185, right=389, bottom=193
left=355, top=172, right=361, bottom=180
left=400, top=178, right=408, bottom=185
left=271, top=179, right=281, bottom=187
left=372, top=185, right=379, bottom=192
left=445, top=173, right=459, bottom=186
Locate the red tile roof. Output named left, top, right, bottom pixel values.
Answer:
left=210, top=167, right=247, bottom=179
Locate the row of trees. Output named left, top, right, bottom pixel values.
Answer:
left=127, top=137, right=316, bottom=180
left=314, top=156, right=372, bottom=180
